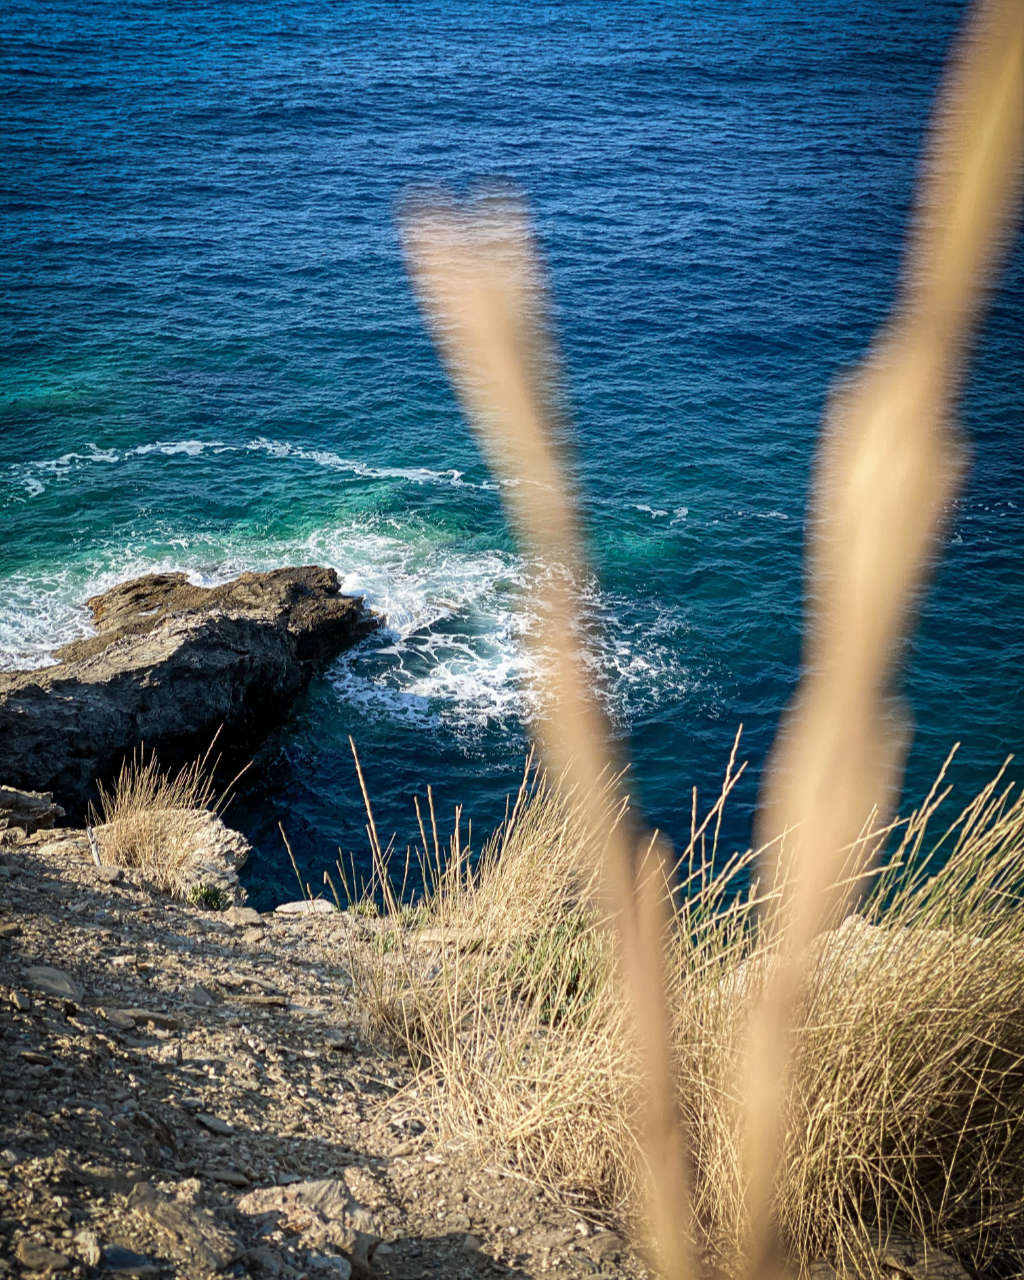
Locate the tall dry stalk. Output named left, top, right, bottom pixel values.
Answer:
left=404, top=193, right=696, bottom=1278
left=744, top=4, right=1023, bottom=1274
left=400, top=2, right=1023, bottom=1276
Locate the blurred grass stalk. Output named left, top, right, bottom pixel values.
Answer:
left=401, top=2, right=1022, bottom=1275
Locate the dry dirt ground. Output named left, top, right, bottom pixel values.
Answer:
left=0, top=830, right=648, bottom=1280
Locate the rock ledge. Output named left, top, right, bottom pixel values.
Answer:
left=0, top=566, right=377, bottom=815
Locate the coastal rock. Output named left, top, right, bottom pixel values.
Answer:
left=127, top=1182, right=242, bottom=1273
left=0, top=566, right=377, bottom=816
left=0, top=785, right=65, bottom=836
left=236, top=1178, right=379, bottom=1267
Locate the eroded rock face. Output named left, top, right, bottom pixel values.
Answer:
left=0, top=785, right=65, bottom=837
left=0, top=566, right=377, bottom=816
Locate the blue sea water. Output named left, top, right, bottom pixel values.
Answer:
left=1, top=1, right=1021, bottom=907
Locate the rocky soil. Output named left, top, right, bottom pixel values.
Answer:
left=0, top=829, right=646, bottom=1280
left=0, top=567, right=378, bottom=818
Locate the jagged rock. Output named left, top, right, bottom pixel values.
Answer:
left=0, top=566, right=378, bottom=816
left=237, top=1178, right=380, bottom=1267
left=24, top=965, right=83, bottom=1002
left=72, top=1230, right=101, bottom=1267
left=223, top=905, right=262, bottom=926
left=196, top=1113, right=234, bottom=1136
left=113, top=1009, right=182, bottom=1031
left=246, top=1245, right=285, bottom=1275
left=0, top=785, right=65, bottom=836
left=275, top=899, right=336, bottom=916
left=878, top=1233, right=970, bottom=1280
left=15, top=1240, right=72, bottom=1272
left=127, top=1182, right=242, bottom=1273
left=307, top=1255, right=352, bottom=1278
left=99, top=1243, right=160, bottom=1275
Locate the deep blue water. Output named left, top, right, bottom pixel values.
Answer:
left=2, top=1, right=1021, bottom=907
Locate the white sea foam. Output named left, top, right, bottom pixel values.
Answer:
left=1, top=435, right=693, bottom=733
left=0, top=505, right=692, bottom=737
left=1, top=434, right=497, bottom=501
left=127, top=440, right=219, bottom=458
left=0, top=512, right=538, bottom=730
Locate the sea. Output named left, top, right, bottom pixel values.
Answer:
left=2, top=0, right=1021, bottom=908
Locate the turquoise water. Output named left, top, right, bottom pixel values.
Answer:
left=2, top=1, right=1021, bottom=906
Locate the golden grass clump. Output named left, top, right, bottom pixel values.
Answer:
left=88, top=742, right=236, bottom=902
left=373, top=2, right=1024, bottom=1276
left=367, top=755, right=1024, bottom=1278
left=390, top=2, right=1024, bottom=1273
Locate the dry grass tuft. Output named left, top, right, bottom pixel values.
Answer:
left=390, top=3, right=1024, bottom=1275
left=365, top=755, right=1024, bottom=1277
left=88, top=740, right=240, bottom=901
left=367, top=2, right=1024, bottom=1276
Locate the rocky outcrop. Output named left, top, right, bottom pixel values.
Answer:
left=0, top=785, right=65, bottom=838
left=0, top=834, right=632, bottom=1280
left=0, top=566, right=377, bottom=816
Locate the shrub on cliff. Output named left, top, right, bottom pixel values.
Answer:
left=87, top=740, right=245, bottom=903
left=364, top=761, right=1024, bottom=1279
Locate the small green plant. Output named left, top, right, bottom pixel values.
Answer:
left=395, top=903, right=429, bottom=928
left=500, top=910, right=609, bottom=1027
left=186, top=882, right=230, bottom=911
left=373, top=929, right=399, bottom=955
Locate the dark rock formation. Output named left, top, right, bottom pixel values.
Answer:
left=0, top=566, right=377, bottom=816
left=0, top=785, right=65, bottom=837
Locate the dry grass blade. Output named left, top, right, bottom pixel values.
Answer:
left=745, top=3, right=1024, bottom=1275
left=403, top=193, right=696, bottom=1278
left=393, top=4, right=1023, bottom=1279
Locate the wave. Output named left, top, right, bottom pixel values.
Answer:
left=1, top=434, right=499, bottom=501
left=0, top=507, right=694, bottom=737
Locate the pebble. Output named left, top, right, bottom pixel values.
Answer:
left=24, top=965, right=83, bottom=1002
left=10, top=990, right=31, bottom=1012
left=307, top=1255, right=352, bottom=1278
left=99, top=1243, right=160, bottom=1275
left=223, top=906, right=262, bottom=926
left=117, top=1007, right=181, bottom=1031
left=15, top=1240, right=71, bottom=1272
left=205, top=1165, right=250, bottom=1186
left=196, top=1112, right=234, bottom=1135
left=103, top=1009, right=136, bottom=1031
